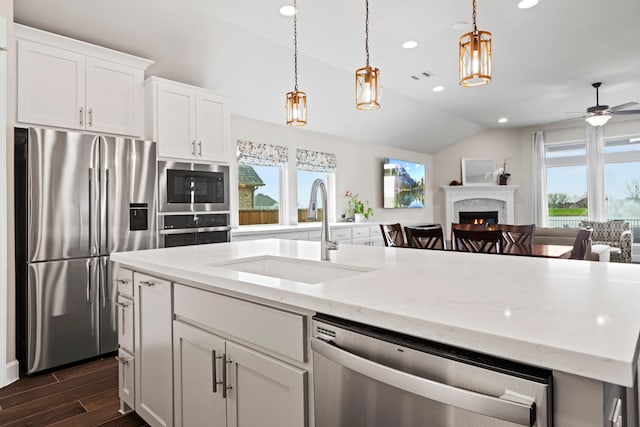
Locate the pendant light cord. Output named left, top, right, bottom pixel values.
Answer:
left=472, top=0, right=478, bottom=33
left=365, top=0, right=370, bottom=67
left=294, top=0, right=298, bottom=91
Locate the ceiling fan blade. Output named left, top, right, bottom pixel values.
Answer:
left=610, top=102, right=638, bottom=112
left=613, top=109, right=640, bottom=115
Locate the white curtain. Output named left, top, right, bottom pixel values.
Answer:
left=586, top=125, right=606, bottom=221
left=531, top=131, right=549, bottom=226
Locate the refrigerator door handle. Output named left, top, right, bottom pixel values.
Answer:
left=88, top=168, right=93, bottom=254
left=86, top=259, right=91, bottom=302
left=105, top=168, right=110, bottom=254
left=100, top=258, right=107, bottom=307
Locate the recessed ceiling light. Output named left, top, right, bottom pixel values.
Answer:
left=279, top=5, right=296, bottom=16
left=453, top=21, right=470, bottom=30
left=402, top=40, right=418, bottom=49
left=432, top=86, right=445, bottom=92
left=517, top=0, right=539, bottom=9
left=498, top=117, right=509, bottom=123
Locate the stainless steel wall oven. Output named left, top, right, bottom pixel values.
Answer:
left=159, top=213, right=231, bottom=248
left=159, top=160, right=229, bottom=212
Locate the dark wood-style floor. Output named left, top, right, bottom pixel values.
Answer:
left=0, top=355, right=148, bottom=426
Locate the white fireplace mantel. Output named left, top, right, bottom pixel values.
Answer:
left=441, top=185, right=519, bottom=238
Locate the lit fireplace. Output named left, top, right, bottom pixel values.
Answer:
left=459, top=211, right=499, bottom=226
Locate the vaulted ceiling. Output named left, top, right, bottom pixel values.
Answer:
left=14, top=0, right=640, bottom=153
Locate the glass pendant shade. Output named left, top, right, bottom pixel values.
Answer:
left=286, top=90, right=307, bottom=126
left=459, top=30, right=492, bottom=87
left=585, top=114, right=611, bottom=127
left=355, top=66, right=380, bottom=110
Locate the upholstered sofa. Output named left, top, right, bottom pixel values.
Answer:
left=533, top=227, right=610, bottom=262
left=578, top=220, right=632, bottom=263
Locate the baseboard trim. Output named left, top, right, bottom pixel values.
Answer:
left=3, top=359, right=19, bottom=387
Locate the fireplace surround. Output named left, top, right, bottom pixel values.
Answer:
left=442, top=185, right=519, bottom=239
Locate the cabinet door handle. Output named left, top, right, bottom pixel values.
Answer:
left=116, top=301, right=130, bottom=308
left=79, top=107, right=84, bottom=126
left=88, top=108, right=93, bottom=127
left=138, top=280, right=155, bottom=288
left=212, top=350, right=224, bottom=393
left=115, top=278, right=130, bottom=284
left=198, top=140, right=202, bottom=156
left=221, top=353, right=233, bottom=399
left=192, top=140, right=196, bottom=155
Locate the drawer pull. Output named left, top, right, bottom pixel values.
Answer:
left=115, top=356, right=130, bottom=366
left=139, top=280, right=156, bottom=288
left=115, top=278, right=130, bottom=284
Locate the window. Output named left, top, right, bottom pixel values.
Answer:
left=296, top=149, right=337, bottom=223
left=603, top=138, right=640, bottom=225
left=542, top=136, right=640, bottom=230
left=237, top=141, right=287, bottom=225
left=238, top=164, right=281, bottom=225
left=545, top=142, right=588, bottom=227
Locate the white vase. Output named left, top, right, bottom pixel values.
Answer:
left=354, top=213, right=365, bottom=223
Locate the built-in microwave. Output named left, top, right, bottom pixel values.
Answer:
left=158, top=161, right=229, bottom=212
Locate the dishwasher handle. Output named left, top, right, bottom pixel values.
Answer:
left=311, top=337, right=536, bottom=427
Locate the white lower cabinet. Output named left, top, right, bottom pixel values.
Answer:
left=173, top=321, right=226, bottom=427
left=117, top=349, right=135, bottom=411
left=226, top=341, right=307, bottom=427
left=173, top=320, right=307, bottom=427
left=134, top=273, right=173, bottom=427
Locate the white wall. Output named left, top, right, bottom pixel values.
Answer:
left=230, top=115, right=435, bottom=227
left=432, top=118, right=640, bottom=228
left=432, top=128, right=528, bottom=226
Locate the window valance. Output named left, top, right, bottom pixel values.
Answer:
left=237, top=140, right=288, bottom=166
left=296, top=148, right=336, bottom=172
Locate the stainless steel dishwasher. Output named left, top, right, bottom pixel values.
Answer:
left=312, top=314, right=552, bottom=427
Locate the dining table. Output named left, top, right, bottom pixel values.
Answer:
left=531, top=244, right=573, bottom=259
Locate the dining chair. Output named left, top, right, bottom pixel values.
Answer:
left=450, top=223, right=488, bottom=250
left=405, top=226, right=445, bottom=250
left=569, top=228, right=593, bottom=260
left=380, top=223, right=406, bottom=247
left=498, top=224, right=535, bottom=255
left=452, top=228, right=502, bottom=254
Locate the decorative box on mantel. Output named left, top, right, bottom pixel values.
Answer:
left=441, top=185, right=519, bottom=239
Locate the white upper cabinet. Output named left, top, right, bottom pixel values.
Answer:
left=17, top=39, right=86, bottom=130
left=146, top=76, right=231, bottom=163
left=15, top=24, right=153, bottom=137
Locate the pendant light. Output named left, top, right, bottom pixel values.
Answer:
left=459, top=0, right=492, bottom=87
left=355, top=0, right=380, bottom=110
left=286, top=0, right=307, bottom=126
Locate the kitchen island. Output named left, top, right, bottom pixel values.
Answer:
left=112, top=239, right=640, bottom=427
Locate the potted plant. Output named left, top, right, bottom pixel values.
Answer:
left=498, top=158, right=511, bottom=185
left=345, top=191, right=373, bottom=222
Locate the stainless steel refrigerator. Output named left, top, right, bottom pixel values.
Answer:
left=15, top=127, right=157, bottom=375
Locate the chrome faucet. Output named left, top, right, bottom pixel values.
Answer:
left=308, top=179, right=338, bottom=260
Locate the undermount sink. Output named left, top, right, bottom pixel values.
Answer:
left=211, top=255, right=374, bottom=284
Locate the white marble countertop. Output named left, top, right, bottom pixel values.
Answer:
left=111, top=239, right=640, bottom=387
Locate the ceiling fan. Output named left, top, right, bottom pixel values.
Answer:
left=580, top=82, right=640, bottom=127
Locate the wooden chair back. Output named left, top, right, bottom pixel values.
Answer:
left=570, top=228, right=593, bottom=260
left=450, top=223, right=488, bottom=250
left=380, top=223, right=406, bottom=247
left=498, top=224, right=535, bottom=255
left=452, top=229, right=502, bottom=254
left=405, top=226, right=445, bottom=250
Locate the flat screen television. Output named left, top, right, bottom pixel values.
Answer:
left=383, top=158, right=425, bottom=208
